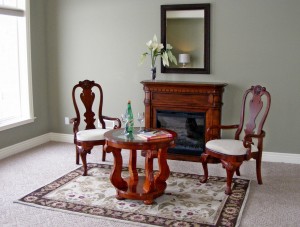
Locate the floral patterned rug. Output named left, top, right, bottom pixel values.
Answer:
left=16, top=163, right=250, bottom=227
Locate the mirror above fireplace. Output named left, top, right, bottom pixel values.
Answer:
left=161, top=4, right=211, bottom=74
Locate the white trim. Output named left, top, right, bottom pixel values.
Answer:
left=0, top=0, right=34, bottom=130
left=25, top=0, right=34, bottom=121
left=262, top=151, right=300, bottom=164
left=0, top=117, right=36, bottom=132
left=0, top=133, right=300, bottom=165
left=49, top=132, right=73, bottom=143
left=0, top=6, right=24, bottom=17
left=0, top=133, right=49, bottom=160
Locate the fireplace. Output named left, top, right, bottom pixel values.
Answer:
left=141, top=80, right=227, bottom=162
left=156, top=110, right=205, bottom=156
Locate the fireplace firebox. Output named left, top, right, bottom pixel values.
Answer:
left=157, top=110, right=205, bottom=156
left=141, top=80, right=227, bottom=162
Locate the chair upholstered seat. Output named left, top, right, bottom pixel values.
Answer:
left=206, top=139, right=258, bottom=156
left=76, top=129, right=111, bottom=141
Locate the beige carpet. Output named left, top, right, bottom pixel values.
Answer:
left=1, top=142, right=300, bottom=226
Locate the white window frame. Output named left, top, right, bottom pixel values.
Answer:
left=0, top=0, right=35, bottom=131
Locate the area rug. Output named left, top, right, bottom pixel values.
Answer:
left=15, top=163, right=250, bottom=227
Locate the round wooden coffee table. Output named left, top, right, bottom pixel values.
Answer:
left=104, top=128, right=177, bottom=205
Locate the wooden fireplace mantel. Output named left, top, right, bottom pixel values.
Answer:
left=141, top=80, right=227, bottom=162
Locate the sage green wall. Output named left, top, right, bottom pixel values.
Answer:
left=0, top=0, right=49, bottom=149
left=2, top=0, right=298, bottom=155
left=46, top=0, right=300, bottom=155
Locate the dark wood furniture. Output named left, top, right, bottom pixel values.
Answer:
left=141, top=80, right=227, bottom=162
left=201, top=85, right=271, bottom=194
left=104, top=128, right=177, bottom=205
left=71, top=80, right=121, bottom=176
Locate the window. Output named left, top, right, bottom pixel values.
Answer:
left=0, top=0, right=34, bottom=131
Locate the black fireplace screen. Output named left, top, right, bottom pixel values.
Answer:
left=156, top=110, right=205, bottom=156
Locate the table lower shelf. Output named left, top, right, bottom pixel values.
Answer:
left=115, top=176, right=167, bottom=205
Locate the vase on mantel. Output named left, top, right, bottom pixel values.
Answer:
left=151, top=66, right=156, bottom=80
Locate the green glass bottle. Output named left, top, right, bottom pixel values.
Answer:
left=126, top=100, right=134, bottom=133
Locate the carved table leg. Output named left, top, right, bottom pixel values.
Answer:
left=110, top=148, right=127, bottom=194
left=129, top=149, right=138, bottom=192
left=155, top=148, right=170, bottom=189
left=143, top=150, right=155, bottom=194
left=142, top=150, right=156, bottom=205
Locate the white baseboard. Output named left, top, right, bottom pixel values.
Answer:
left=262, top=151, right=300, bottom=164
left=0, top=132, right=300, bottom=164
left=0, top=134, right=50, bottom=160
left=49, top=132, right=73, bottom=143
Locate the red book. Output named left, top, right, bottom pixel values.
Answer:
left=137, top=130, right=173, bottom=140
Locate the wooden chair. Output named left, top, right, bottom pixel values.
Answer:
left=200, top=85, right=271, bottom=195
left=71, top=80, right=121, bottom=176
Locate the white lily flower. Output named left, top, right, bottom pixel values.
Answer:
left=140, top=34, right=177, bottom=73
left=167, top=51, right=177, bottom=65
left=146, top=40, right=152, bottom=48
left=162, top=52, right=169, bottom=66
left=157, top=43, right=164, bottom=52
left=166, top=44, right=173, bottom=50
left=152, top=42, right=159, bottom=52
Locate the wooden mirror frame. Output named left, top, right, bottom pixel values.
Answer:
left=161, top=4, right=211, bottom=74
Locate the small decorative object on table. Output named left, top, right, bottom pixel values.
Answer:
left=137, top=129, right=173, bottom=140
left=137, top=112, right=144, bottom=132
left=125, top=100, right=134, bottom=133
left=140, top=34, right=177, bottom=80
left=120, top=112, right=128, bottom=135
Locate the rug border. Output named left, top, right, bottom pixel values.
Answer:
left=14, top=163, right=251, bottom=227
left=235, top=180, right=251, bottom=227
left=14, top=200, right=154, bottom=227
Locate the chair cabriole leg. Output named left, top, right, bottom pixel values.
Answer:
left=78, top=146, right=91, bottom=176
left=102, top=145, right=106, bottom=161
left=76, top=145, right=80, bottom=164
left=221, top=160, right=242, bottom=195
left=225, top=167, right=234, bottom=195
left=200, top=153, right=209, bottom=183
left=256, top=153, right=263, bottom=184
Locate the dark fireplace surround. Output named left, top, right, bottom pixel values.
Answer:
left=141, top=80, right=227, bottom=162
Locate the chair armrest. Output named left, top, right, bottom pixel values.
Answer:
left=244, top=130, right=266, bottom=141
left=102, top=116, right=121, bottom=129
left=70, top=117, right=77, bottom=124
left=207, top=124, right=239, bottom=140
left=243, top=130, right=266, bottom=160
left=70, top=117, right=79, bottom=135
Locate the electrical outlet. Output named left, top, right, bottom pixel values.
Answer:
left=65, top=117, right=70, bottom=125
